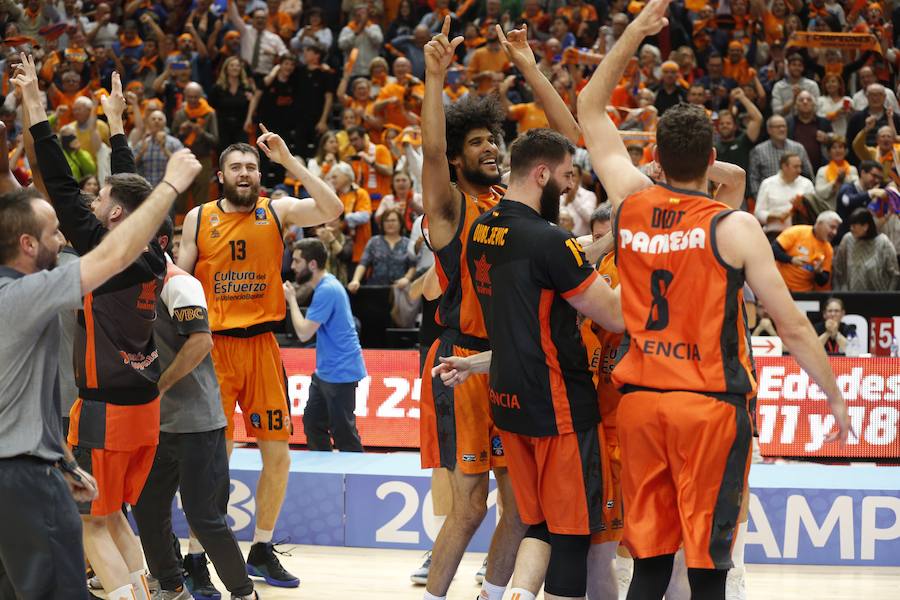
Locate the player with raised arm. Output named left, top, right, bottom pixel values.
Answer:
left=177, top=124, right=343, bottom=588
left=575, top=2, right=851, bottom=598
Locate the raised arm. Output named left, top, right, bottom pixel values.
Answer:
left=258, top=125, right=344, bottom=226
left=226, top=0, right=247, bottom=34
left=733, top=87, right=763, bottom=142
left=577, top=0, right=667, bottom=208
left=709, top=161, right=746, bottom=209
left=421, top=16, right=465, bottom=251
left=498, top=24, right=580, bottom=144
left=100, top=72, right=137, bottom=175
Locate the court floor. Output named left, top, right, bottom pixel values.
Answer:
left=193, top=541, right=900, bottom=599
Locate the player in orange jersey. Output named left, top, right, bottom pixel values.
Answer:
left=177, top=126, right=343, bottom=588
left=576, top=1, right=852, bottom=598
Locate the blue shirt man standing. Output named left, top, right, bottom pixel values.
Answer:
left=284, top=238, right=367, bottom=451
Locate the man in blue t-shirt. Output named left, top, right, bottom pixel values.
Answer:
left=284, top=239, right=367, bottom=451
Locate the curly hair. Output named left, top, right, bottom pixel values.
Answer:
left=445, top=94, right=505, bottom=164
left=655, top=104, right=713, bottom=183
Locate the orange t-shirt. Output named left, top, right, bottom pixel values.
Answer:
left=774, top=225, right=834, bottom=292
left=350, top=143, right=394, bottom=210
left=467, top=46, right=508, bottom=93
left=375, top=81, right=423, bottom=129
left=342, top=188, right=373, bottom=262
left=48, top=86, right=91, bottom=126
left=193, top=198, right=286, bottom=332
left=508, top=102, right=550, bottom=135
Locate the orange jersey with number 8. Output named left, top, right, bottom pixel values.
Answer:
left=194, top=198, right=286, bottom=333
left=612, top=183, right=757, bottom=396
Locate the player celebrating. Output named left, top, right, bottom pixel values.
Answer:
left=177, top=127, right=343, bottom=587
left=576, top=1, right=852, bottom=598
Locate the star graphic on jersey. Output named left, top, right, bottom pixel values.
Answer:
left=474, top=253, right=491, bottom=285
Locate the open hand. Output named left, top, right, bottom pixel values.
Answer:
left=497, top=23, right=536, bottom=69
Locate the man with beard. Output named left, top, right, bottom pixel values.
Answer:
left=283, top=239, right=366, bottom=452
left=177, top=128, right=343, bottom=588
left=417, top=16, right=586, bottom=600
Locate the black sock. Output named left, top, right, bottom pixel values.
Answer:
left=687, top=567, right=728, bottom=600
left=626, top=554, right=674, bottom=600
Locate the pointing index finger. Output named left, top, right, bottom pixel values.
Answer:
left=441, top=14, right=451, bottom=37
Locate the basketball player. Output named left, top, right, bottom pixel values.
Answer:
left=577, top=1, right=852, bottom=597
left=20, top=59, right=201, bottom=600
left=418, top=17, right=587, bottom=600
left=177, top=126, right=343, bottom=587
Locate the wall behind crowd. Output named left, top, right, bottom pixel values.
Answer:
left=2, top=0, right=898, bottom=345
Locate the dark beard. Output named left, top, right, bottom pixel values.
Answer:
left=461, top=164, right=502, bottom=188
left=539, top=179, right=562, bottom=224
left=223, top=180, right=260, bottom=207
left=35, top=243, right=58, bottom=271
left=295, top=267, right=313, bottom=285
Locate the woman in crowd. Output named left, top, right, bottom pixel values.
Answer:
left=290, top=7, right=333, bottom=56
left=375, top=170, right=422, bottom=232
left=833, top=208, right=900, bottom=291
left=813, top=136, right=857, bottom=214
left=817, top=74, right=852, bottom=138
left=209, top=56, right=254, bottom=150
left=347, top=208, right=416, bottom=292
left=308, top=131, right=340, bottom=178
left=79, top=174, right=100, bottom=197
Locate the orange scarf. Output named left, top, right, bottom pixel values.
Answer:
left=119, top=33, right=143, bottom=49
left=137, top=53, right=159, bottom=73
left=824, top=159, right=849, bottom=183
left=183, top=98, right=214, bottom=146
left=444, top=85, right=469, bottom=102
left=723, top=58, right=755, bottom=85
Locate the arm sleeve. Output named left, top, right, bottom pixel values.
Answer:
left=771, top=240, right=793, bottom=263
left=754, top=179, right=770, bottom=223
left=815, top=269, right=831, bottom=287
left=109, top=132, right=137, bottom=175
left=358, top=238, right=375, bottom=267
left=0, top=258, right=83, bottom=336
left=160, top=273, right=211, bottom=336
left=30, top=121, right=107, bottom=255
left=305, top=282, right=335, bottom=324
left=533, top=228, right=598, bottom=297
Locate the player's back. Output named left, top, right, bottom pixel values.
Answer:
left=612, top=183, right=756, bottom=396
left=467, top=199, right=599, bottom=437
left=432, top=185, right=504, bottom=340
left=193, top=198, right=286, bottom=335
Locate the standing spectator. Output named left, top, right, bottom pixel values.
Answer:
left=290, top=7, right=333, bottom=56
left=85, top=2, right=119, bottom=47
left=338, top=3, right=384, bottom=78
left=46, top=70, right=90, bottom=127
left=787, top=90, right=833, bottom=171
left=653, top=61, right=686, bottom=116
left=558, top=164, right=597, bottom=237
left=835, top=160, right=884, bottom=243
left=817, top=74, right=853, bottom=138
left=294, top=44, right=336, bottom=160
left=226, top=0, right=287, bottom=83
left=247, top=54, right=300, bottom=186
left=715, top=87, right=763, bottom=198
left=771, top=212, right=841, bottom=292
left=755, top=152, right=815, bottom=238
left=328, top=161, right=372, bottom=263
left=133, top=110, right=184, bottom=187
left=851, top=66, right=899, bottom=113
left=347, top=125, right=394, bottom=215
left=852, top=117, right=900, bottom=186
left=347, top=208, right=416, bottom=291
left=283, top=239, right=367, bottom=452
left=390, top=24, right=430, bottom=80
left=698, top=53, right=737, bottom=111
left=314, top=216, right=353, bottom=284
left=209, top=56, right=254, bottom=151
left=374, top=57, right=424, bottom=131
left=308, top=130, right=340, bottom=178
left=69, top=97, right=109, bottom=164
left=749, top=115, right=814, bottom=196
left=173, top=83, right=219, bottom=213
left=846, top=84, right=900, bottom=158
left=467, top=27, right=509, bottom=95
left=375, top=170, right=423, bottom=232
left=833, top=208, right=900, bottom=291
left=814, top=298, right=855, bottom=356
left=771, top=53, right=820, bottom=116
left=813, top=137, right=858, bottom=215
left=58, top=123, right=96, bottom=181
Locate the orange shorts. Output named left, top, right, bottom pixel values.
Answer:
left=420, top=332, right=506, bottom=474
left=591, top=426, right=624, bottom=544
left=617, top=390, right=752, bottom=569
left=500, top=424, right=612, bottom=535
left=212, top=332, right=292, bottom=441
left=72, top=445, right=157, bottom=516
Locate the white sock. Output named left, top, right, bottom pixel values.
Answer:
left=129, top=572, right=150, bottom=600
left=107, top=583, right=136, bottom=600
left=253, top=528, right=273, bottom=544
left=188, top=534, right=205, bottom=555
left=479, top=580, right=506, bottom=600
left=423, top=592, right=446, bottom=600
left=507, top=588, right=536, bottom=600
left=732, top=521, right=747, bottom=568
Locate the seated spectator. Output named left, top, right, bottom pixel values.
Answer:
left=375, top=170, right=423, bottom=231
left=308, top=131, right=340, bottom=179
left=698, top=53, right=736, bottom=111
left=209, top=56, right=254, bottom=151
left=58, top=124, right=96, bottom=181
left=814, top=298, right=855, bottom=356
left=813, top=137, right=859, bottom=215
left=846, top=84, right=900, bottom=159
left=833, top=208, right=900, bottom=291
left=347, top=208, right=416, bottom=292
left=338, top=3, right=384, bottom=78
left=368, top=57, right=395, bottom=99
left=373, top=57, right=423, bottom=131
left=559, top=164, right=597, bottom=237
left=835, top=160, right=884, bottom=243
left=172, top=83, right=219, bottom=214
left=328, top=161, right=371, bottom=263
left=852, top=118, right=899, bottom=186
left=755, top=153, right=815, bottom=238
left=133, top=110, right=184, bottom=187
left=749, top=115, right=814, bottom=197
left=788, top=90, right=833, bottom=171
left=771, top=53, right=820, bottom=116
left=752, top=301, right=778, bottom=337
left=817, top=74, right=853, bottom=138
left=771, top=211, right=841, bottom=292
left=653, top=61, right=686, bottom=116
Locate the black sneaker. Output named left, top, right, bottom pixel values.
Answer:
left=183, top=553, right=222, bottom=600
left=247, top=542, right=300, bottom=588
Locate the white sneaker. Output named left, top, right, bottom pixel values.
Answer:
left=474, top=557, right=487, bottom=584
left=152, top=588, right=192, bottom=600
left=410, top=550, right=432, bottom=585
left=87, top=575, right=103, bottom=591
left=726, top=565, right=747, bottom=600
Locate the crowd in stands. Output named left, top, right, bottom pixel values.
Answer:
left=2, top=0, right=899, bottom=341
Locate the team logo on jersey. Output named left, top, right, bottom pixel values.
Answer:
left=255, top=207, right=269, bottom=224
left=461, top=454, right=476, bottom=462
left=250, top=413, right=262, bottom=428
left=210, top=213, right=220, bottom=226
left=491, top=435, right=504, bottom=456
left=210, top=229, right=220, bottom=238
left=606, top=500, right=615, bottom=509
left=473, top=253, right=492, bottom=296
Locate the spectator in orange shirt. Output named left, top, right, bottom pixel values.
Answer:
left=374, top=57, right=424, bottom=130
left=723, top=41, right=756, bottom=86
left=772, top=211, right=841, bottom=292
left=467, top=27, right=508, bottom=94
left=556, top=0, right=599, bottom=31
left=347, top=126, right=394, bottom=214
left=329, top=161, right=372, bottom=264
left=47, top=70, right=91, bottom=127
